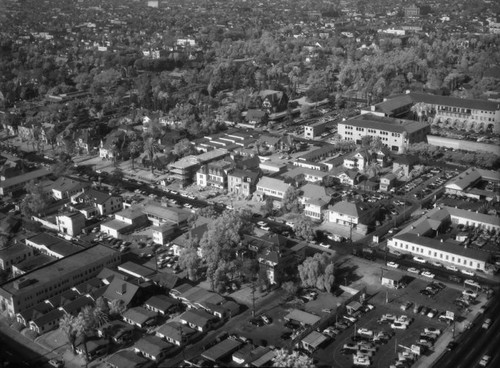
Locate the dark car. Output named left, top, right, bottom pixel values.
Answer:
left=249, top=317, right=264, bottom=327
left=446, top=341, right=458, bottom=351
left=351, top=335, right=370, bottom=342
left=281, top=331, right=292, bottom=340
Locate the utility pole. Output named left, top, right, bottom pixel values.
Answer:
left=251, top=279, right=256, bottom=317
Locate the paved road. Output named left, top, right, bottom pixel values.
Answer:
left=432, top=295, right=500, bottom=368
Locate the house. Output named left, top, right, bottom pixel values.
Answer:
left=106, top=349, right=151, bottom=368
left=150, top=273, right=181, bottom=291
left=144, top=295, right=179, bottom=316
left=196, top=161, right=232, bottom=189
left=16, top=302, right=52, bottom=327
left=51, top=177, right=89, bottom=200
left=102, top=278, right=140, bottom=308
left=380, top=173, right=397, bottom=192
left=156, top=322, right=196, bottom=346
left=97, top=320, right=135, bottom=344
left=151, top=222, right=176, bottom=245
left=117, top=262, right=156, bottom=282
left=392, top=155, right=418, bottom=178
left=133, top=335, right=173, bottom=362
left=122, top=306, right=157, bottom=328
left=300, top=331, right=328, bottom=352
left=232, top=346, right=270, bottom=366
left=328, top=201, right=377, bottom=235
left=202, top=338, right=242, bottom=363
left=168, top=149, right=229, bottom=185
left=381, top=271, right=404, bottom=288
left=283, top=167, right=330, bottom=184
left=245, top=109, right=267, bottom=126
left=227, top=169, right=260, bottom=197
left=142, top=203, right=191, bottom=227
left=58, top=295, right=94, bottom=316
left=45, top=289, right=80, bottom=309
left=76, top=338, right=108, bottom=360
left=255, top=176, right=291, bottom=203
left=332, top=168, right=361, bottom=186
left=300, top=183, right=331, bottom=221
left=56, top=212, right=86, bottom=236
left=179, top=309, right=217, bottom=332
left=245, top=233, right=298, bottom=285
left=343, top=149, right=371, bottom=171
left=29, top=309, right=64, bottom=334
left=71, top=188, right=124, bottom=218
left=256, top=90, right=289, bottom=114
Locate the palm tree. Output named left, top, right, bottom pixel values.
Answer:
left=59, top=313, right=83, bottom=354
left=109, top=299, right=126, bottom=318
left=128, top=140, right=143, bottom=170
left=143, top=135, right=160, bottom=174
left=79, top=306, right=109, bottom=362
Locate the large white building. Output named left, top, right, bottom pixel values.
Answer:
left=338, top=113, right=430, bottom=153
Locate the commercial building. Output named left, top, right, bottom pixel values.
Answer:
left=0, top=245, right=120, bottom=316
left=338, top=113, right=430, bottom=153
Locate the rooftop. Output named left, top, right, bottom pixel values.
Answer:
left=341, top=113, right=429, bottom=134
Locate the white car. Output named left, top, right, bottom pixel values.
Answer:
left=387, top=262, right=399, bottom=269
left=408, top=267, right=420, bottom=274
left=424, top=327, right=441, bottom=336
left=357, top=328, right=374, bottom=337
left=397, top=315, right=412, bottom=325
left=462, top=289, right=478, bottom=299
left=260, top=225, right=271, bottom=231
left=460, top=269, right=475, bottom=277
left=344, top=315, right=357, bottom=323
left=319, top=242, right=330, bottom=249
left=421, top=271, right=435, bottom=279
left=445, top=265, right=458, bottom=272
left=391, top=322, right=407, bottom=329
left=413, top=256, right=427, bottom=264
left=257, top=221, right=266, bottom=226
left=479, top=355, right=490, bottom=367
left=431, top=261, right=443, bottom=267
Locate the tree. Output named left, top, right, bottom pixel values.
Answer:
left=261, top=197, right=274, bottom=216
left=173, top=138, right=196, bottom=158
left=59, top=313, right=83, bottom=354
left=178, top=237, right=201, bottom=281
left=200, top=210, right=251, bottom=290
left=293, top=215, right=315, bottom=241
left=143, top=135, right=160, bottom=174
left=272, top=348, right=315, bottom=368
left=20, top=180, right=50, bottom=218
left=79, top=305, right=109, bottom=361
left=298, top=252, right=336, bottom=291
left=282, top=186, right=301, bottom=214
left=109, top=299, right=126, bottom=318
left=128, top=140, right=143, bottom=170
left=282, top=281, right=299, bottom=298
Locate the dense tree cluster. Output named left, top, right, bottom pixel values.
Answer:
left=298, top=252, right=336, bottom=292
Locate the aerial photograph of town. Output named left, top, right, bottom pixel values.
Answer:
left=0, top=0, right=499, bottom=367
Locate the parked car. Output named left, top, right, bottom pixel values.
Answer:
left=400, top=301, right=412, bottom=311
left=482, top=318, right=492, bottom=330
left=48, top=360, right=64, bottom=368
left=479, top=355, right=491, bottom=367
left=421, top=271, right=435, bottom=279
left=413, top=256, right=427, bottom=264
left=408, top=267, right=420, bottom=274
left=387, top=262, right=399, bottom=268
left=390, top=322, right=407, bottom=330
left=424, top=327, right=441, bottom=335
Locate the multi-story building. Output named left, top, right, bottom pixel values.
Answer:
left=255, top=177, right=291, bottom=202
left=304, top=121, right=327, bottom=139
left=0, top=245, right=120, bottom=316
left=338, top=113, right=430, bottom=153
left=363, top=92, right=500, bottom=134
left=168, top=149, right=229, bottom=185
left=70, top=188, right=123, bottom=218
left=196, top=161, right=232, bottom=189
left=227, top=169, right=260, bottom=197
left=0, top=244, right=34, bottom=272
left=0, top=168, right=51, bottom=196
left=56, top=212, right=86, bottom=237
left=51, top=177, right=89, bottom=200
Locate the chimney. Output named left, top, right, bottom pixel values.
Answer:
left=119, top=283, right=127, bottom=295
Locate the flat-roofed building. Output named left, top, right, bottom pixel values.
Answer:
left=0, top=245, right=120, bottom=316
left=0, top=244, right=34, bottom=272
left=338, top=113, right=430, bottom=153
left=0, top=168, right=51, bottom=196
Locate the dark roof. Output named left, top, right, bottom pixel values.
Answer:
left=134, top=335, right=172, bottom=357
left=409, top=92, right=499, bottom=111
left=156, top=321, right=196, bottom=341
left=26, top=233, right=82, bottom=257
left=394, top=233, right=491, bottom=262
left=342, top=113, right=428, bottom=134
left=60, top=296, right=94, bottom=315
left=202, top=338, right=242, bottom=362
left=51, top=177, right=87, bottom=193
left=151, top=273, right=180, bottom=290
left=107, top=349, right=148, bottom=368
left=117, top=261, right=156, bottom=279
left=144, top=295, right=178, bottom=312
left=180, top=309, right=214, bottom=327
left=122, top=307, right=157, bottom=325
left=75, top=188, right=113, bottom=204
left=31, top=309, right=63, bottom=328
left=102, top=278, right=140, bottom=306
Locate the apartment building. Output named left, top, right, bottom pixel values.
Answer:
left=0, top=245, right=120, bottom=316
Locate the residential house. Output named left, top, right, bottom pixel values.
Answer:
left=179, top=309, right=217, bottom=332
left=151, top=222, right=176, bottom=245
left=256, top=90, right=289, bottom=114
left=300, top=184, right=332, bottom=221
left=16, top=302, right=52, bottom=327
left=255, top=176, right=291, bottom=205
left=144, top=295, right=179, bottom=316
left=102, top=278, right=141, bottom=308
left=327, top=201, right=377, bottom=235
left=29, top=309, right=64, bottom=334
left=106, top=350, right=151, bottom=368
left=117, top=262, right=156, bottom=282
left=58, top=295, right=94, bottom=316
left=133, top=335, right=173, bottom=362
left=56, top=212, right=86, bottom=236
left=97, top=320, right=134, bottom=344
left=51, top=177, right=89, bottom=200
left=380, top=173, right=397, bottom=192
left=156, top=322, right=196, bottom=346
left=392, top=155, right=418, bottom=178
left=71, top=188, right=124, bottom=218
left=283, top=167, right=330, bottom=184
left=122, top=306, right=157, bottom=328
left=227, top=169, right=260, bottom=197
left=244, top=233, right=298, bottom=285
left=332, top=168, right=361, bottom=187
left=245, top=109, right=267, bottom=127
left=76, top=339, right=108, bottom=360
left=75, top=128, right=99, bottom=154
left=171, top=222, right=209, bottom=256
left=343, top=149, right=371, bottom=171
